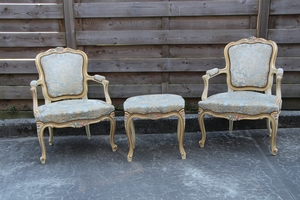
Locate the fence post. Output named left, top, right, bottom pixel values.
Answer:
left=63, top=0, right=77, bottom=49
left=257, top=0, right=270, bottom=39
left=161, top=0, right=170, bottom=94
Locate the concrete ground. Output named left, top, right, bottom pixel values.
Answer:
left=0, top=127, right=299, bottom=200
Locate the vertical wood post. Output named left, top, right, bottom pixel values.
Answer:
left=161, top=0, right=170, bottom=94
left=257, top=0, right=271, bottom=39
left=63, top=0, right=77, bottom=49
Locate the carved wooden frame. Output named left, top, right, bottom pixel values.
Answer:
left=124, top=109, right=186, bottom=162
left=30, top=47, right=116, bottom=164
left=198, top=37, right=283, bottom=155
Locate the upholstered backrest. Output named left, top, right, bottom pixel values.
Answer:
left=36, top=47, right=89, bottom=101
left=224, top=37, right=277, bottom=92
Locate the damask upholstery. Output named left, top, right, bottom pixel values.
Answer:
left=123, top=94, right=186, bottom=162
left=40, top=53, right=84, bottom=97
left=124, top=94, right=185, bottom=114
left=198, top=37, right=283, bottom=155
left=30, top=47, right=117, bottom=164
left=36, top=99, right=114, bottom=124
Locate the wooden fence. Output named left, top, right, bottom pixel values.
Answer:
left=0, top=0, right=300, bottom=118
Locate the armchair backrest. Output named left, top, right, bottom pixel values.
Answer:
left=224, top=37, right=278, bottom=93
left=35, top=47, right=89, bottom=102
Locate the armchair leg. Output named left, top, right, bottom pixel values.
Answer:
left=269, top=117, right=278, bottom=155
left=48, top=127, right=54, bottom=145
left=130, top=120, right=136, bottom=149
left=85, top=125, right=91, bottom=140
left=125, top=113, right=134, bottom=162
left=198, top=111, right=207, bottom=148
left=229, top=120, right=233, bottom=134
left=177, top=110, right=186, bottom=160
left=109, top=116, right=117, bottom=152
left=37, top=123, right=47, bottom=164
left=266, top=119, right=272, bottom=137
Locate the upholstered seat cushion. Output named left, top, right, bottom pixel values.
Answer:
left=124, top=94, right=185, bottom=114
left=198, top=91, right=279, bottom=115
left=35, top=99, right=114, bottom=123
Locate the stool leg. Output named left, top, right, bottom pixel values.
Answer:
left=178, top=109, right=186, bottom=159
left=125, top=112, right=134, bottom=162
left=130, top=120, right=136, bottom=148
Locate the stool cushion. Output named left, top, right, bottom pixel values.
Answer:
left=124, top=94, right=185, bottom=114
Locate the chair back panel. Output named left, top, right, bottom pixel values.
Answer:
left=228, top=43, right=272, bottom=88
left=224, top=37, right=277, bottom=92
left=40, top=53, right=84, bottom=98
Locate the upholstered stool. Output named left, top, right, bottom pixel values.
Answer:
left=123, top=94, right=186, bottom=162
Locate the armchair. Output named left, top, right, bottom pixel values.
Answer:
left=198, top=37, right=283, bottom=155
left=30, top=47, right=117, bottom=164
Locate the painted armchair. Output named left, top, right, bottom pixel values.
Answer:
left=198, top=37, right=283, bottom=155
left=30, top=47, right=117, bottom=164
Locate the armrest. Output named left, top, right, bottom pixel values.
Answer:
left=275, top=68, right=284, bottom=108
left=201, top=68, right=224, bottom=100
left=89, top=74, right=112, bottom=105
left=30, top=80, right=40, bottom=116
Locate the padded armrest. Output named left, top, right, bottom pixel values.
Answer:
left=206, top=68, right=219, bottom=77
left=88, top=75, right=112, bottom=105
left=201, top=68, right=224, bottom=100
left=30, top=80, right=40, bottom=115
left=93, top=75, right=106, bottom=82
left=275, top=68, right=284, bottom=108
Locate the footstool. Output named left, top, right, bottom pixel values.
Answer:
left=123, top=94, right=186, bottom=162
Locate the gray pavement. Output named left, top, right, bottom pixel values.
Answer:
left=0, top=127, right=299, bottom=200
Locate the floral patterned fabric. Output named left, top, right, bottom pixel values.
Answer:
left=229, top=43, right=272, bottom=88
left=36, top=99, right=114, bottom=123
left=124, top=94, right=185, bottom=114
left=40, top=53, right=84, bottom=97
left=198, top=91, right=279, bottom=115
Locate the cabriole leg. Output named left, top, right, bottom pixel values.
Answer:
left=198, top=109, right=206, bottom=148
left=125, top=113, right=134, bottom=162
left=85, top=125, right=91, bottom=140
left=109, top=115, right=117, bottom=152
left=37, top=122, right=47, bottom=164
left=177, top=110, right=186, bottom=159
left=48, top=127, right=54, bottom=145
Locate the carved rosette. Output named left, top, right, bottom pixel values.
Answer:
left=271, top=112, right=279, bottom=121
left=73, top=120, right=90, bottom=128
left=227, top=114, right=244, bottom=121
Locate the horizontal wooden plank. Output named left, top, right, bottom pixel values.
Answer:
left=0, top=32, right=66, bottom=47
left=170, top=16, right=254, bottom=30
left=169, top=44, right=225, bottom=58
left=88, top=58, right=225, bottom=72
left=84, top=45, right=162, bottom=59
left=0, top=19, right=63, bottom=32
left=1, top=57, right=300, bottom=74
left=276, top=57, right=300, bottom=71
left=1, top=84, right=299, bottom=99
left=76, top=29, right=256, bottom=45
left=0, top=74, right=38, bottom=86
left=0, top=0, right=58, bottom=3
left=269, top=29, right=300, bottom=44
left=270, top=0, right=300, bottom=15
left=0, top=47, right=51, bottom=59
left=2, top=70, right=298, bottom=86
left=74, top=1, right=258, bottom=18
left=277, top=44, right=300, bottom=57
left=2, top=70, right=299, bottom=86
left=80, top=18, right=161, bottom=31
left=0, top=4, right=63, bottom=19
left=270, top=16, right=300, bottom=30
